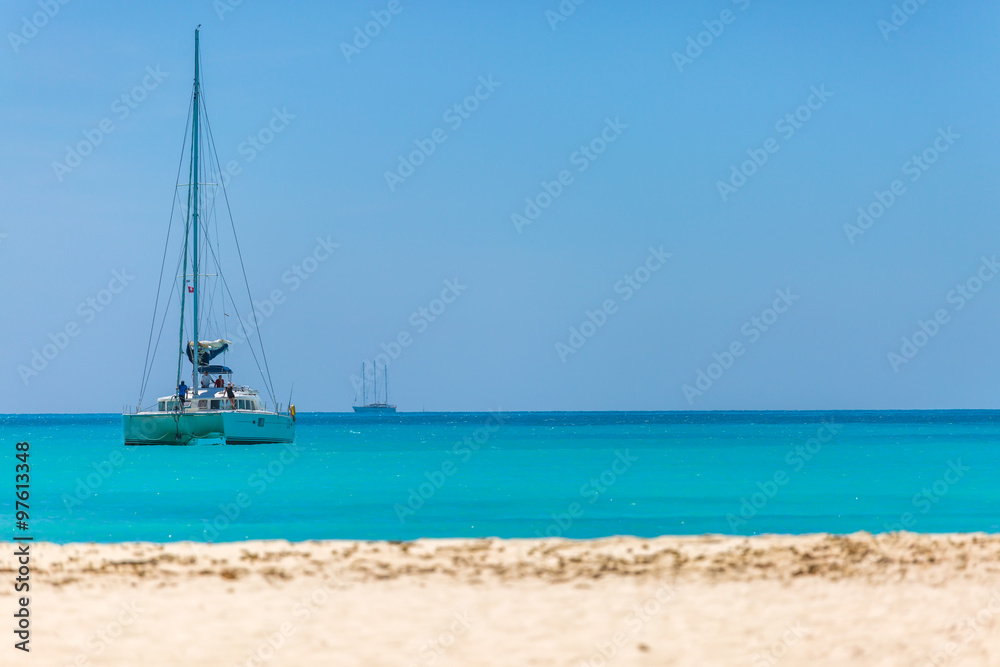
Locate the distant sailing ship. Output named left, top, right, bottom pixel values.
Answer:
left=122, top=28, right=295, bottom=445
left=353, top=361, right=397, bottom=414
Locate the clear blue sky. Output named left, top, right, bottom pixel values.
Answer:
left=3, top=0, right=999, bottom=413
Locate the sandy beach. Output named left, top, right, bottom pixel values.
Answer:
left=5, top=532, right=1000, bottom=666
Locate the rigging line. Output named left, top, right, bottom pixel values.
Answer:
left=214, top=224, right=226, bottom=343
left=141, top=216, right=189, bottom=404
left=138, top=94, right=194, bottom=406
left=216, top=185, right=229, bottom=348
left=143, top=181, right=192, bottom=387
left=188, top=145, right=260, bottom=370
left=200, top=239, right=271, bottom=402
left=201, top=92, right=278, bottom=405
left=139, top=242, right=187, bottom=411
left=141, top=245, right=185, bottom=410
left=199, top=129, right=229, bottom=348
left=176, top=199, right=192, bottom=389
left=201, top=99, right=276, bottom=406
left=195, top=112, right=204, bottom=343
left=195, top=216, right=269, bottom=385
left=192, top=192, right=226, bottom=343
left=195, top=105, right=225, bottom=342
left=199, top=141, right=215, bottom=339
left=195, top=200, right=222, bottom=328
left=177, top=79, right=199, bottom=392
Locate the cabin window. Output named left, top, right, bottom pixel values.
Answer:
left=211, top=400, right=220, bottom=410
left=159, top=401, right=165, bottom=412
left=198, top=400, right=207, bottom=409
left=237, top=400, right=245, bottom=410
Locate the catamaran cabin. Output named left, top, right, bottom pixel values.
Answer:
left=157, top=389, right=264, bottom=412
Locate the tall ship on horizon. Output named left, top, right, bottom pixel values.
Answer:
left=353, top=361, right=397, bottom=414
left=123, top=28, right=295, bottom=445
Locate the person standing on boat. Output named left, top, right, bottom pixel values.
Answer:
left=201, top=373, right=212, bottom=388
left=177, top=381, right=188, bottom=405
left=214, top=375, right=225, bottom=388
left=225, top=382, right=236, bottom=409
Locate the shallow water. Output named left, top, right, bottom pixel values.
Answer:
left=2, top=411, right=998, bottom=543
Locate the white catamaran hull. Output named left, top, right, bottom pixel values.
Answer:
left=123, top=411, right=294, bottom=445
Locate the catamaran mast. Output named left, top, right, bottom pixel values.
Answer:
left=362, top=362, right=367, bottom=405
left=190, top=27, right=201, bottom=391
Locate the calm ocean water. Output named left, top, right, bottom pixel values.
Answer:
left=2, top=411, right=999, bottom=543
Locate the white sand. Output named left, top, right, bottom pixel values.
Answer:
left=5, top=532, right=1000, bottom=666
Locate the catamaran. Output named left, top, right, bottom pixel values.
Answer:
left=123, top=28, right=295, bottom=445
left=353, top=361, right=397, bottom=414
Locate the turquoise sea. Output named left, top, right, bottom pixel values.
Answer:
left=2, top=411, right=999, bottom=543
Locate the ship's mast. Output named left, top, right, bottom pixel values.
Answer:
left=362, top=362, right=367, bottom=405
left=190, top=27, right=202, bottom=392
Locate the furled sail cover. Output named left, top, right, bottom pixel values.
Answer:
left=186, top=339, right=230, bottom=366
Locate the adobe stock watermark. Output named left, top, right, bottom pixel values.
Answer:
left=68, top=600, right=144, bottom=666
left=201, top=441, right=304, bottom=541
left=7, top=0, right=73, bottom=54
left=672, top=0, right=751, bottom=73
left=536, top=449, right=638, bottom=538
left=924, top=586, right=1000, bottom=667
left=340, top=0, right=409, bottom=63
left=882, top=459, right=969, bottom=532
left=17, top=269, right=134, bottom=385
left=682, top=288, right=798, bottom=404
left=61, top=449, right=131, bottom=514
left=394, top=412, right=505, bottom=523
left=752, top=621, right=807, bottom=667
left=403, top=611, right=475, bottom=667
left=213, top=0, right=245, bottom=21
left=384, top=75, right=501, bottom=192
left=511, top=117, right=627, bottom=234
left=545, top=0, right=587, bottom=31
left=716, top=85, right=832, bottom=202
left=887, top=255, right=998, bottom=372
left=349, top=278, right=467, bottom=394
left=843, top=127, right=959, bottom=244
left=227, top=235, right=338, bottom=348
left=726, top=421, right=842, bottom=532
left=214, top=107, right=296, bottom=193
left=52, top=66, right=169, bottom=182
left=575, top=585, right=677, bottom=667
left=236, top=582, right=342, bottom=667
left=878, top=0, right=932, bottom=41
left=556, top=246, right=671, bottom=362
